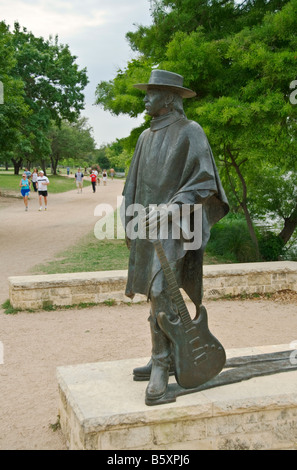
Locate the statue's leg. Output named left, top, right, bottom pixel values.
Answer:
left=133, top=259, right=183, bottom=381
left=145, top=315, right=171, bottom=404
left=145, top=273, right=178, bottom=404
left=133, top=310, right=175, bottom=381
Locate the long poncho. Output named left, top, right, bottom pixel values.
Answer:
left=122, top=111, right=229, bottom=307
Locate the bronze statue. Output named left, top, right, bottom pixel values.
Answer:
left=121, top=70, right=229, bottom=406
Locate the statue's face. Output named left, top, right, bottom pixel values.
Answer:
left=144, top=88, right=168, bottom=117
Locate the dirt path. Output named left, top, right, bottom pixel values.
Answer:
left=0, top=181, right=297, bottom=450
left=0, top=178, right=125, bottom=303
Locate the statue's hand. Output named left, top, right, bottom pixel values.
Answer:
left=143, top=204, right=180, bottom=240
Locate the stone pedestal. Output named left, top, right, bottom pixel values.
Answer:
left=57, top=344, right=297, bottom=450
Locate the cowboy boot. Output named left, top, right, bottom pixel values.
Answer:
left=133, top=356, right=175, bottom=381
left=145, top=315, right=171, bottom=405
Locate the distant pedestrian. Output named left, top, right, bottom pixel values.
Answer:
left=94, top=167, right=100, bottom=185
left=67, top=166, right=70, bottom=176
left=37, top=170, right=50, bottom=211
left=24, top=167, right=31, bottom=179
left=31, top=168, right=38, bottom=192
left=19, top=173, right=31, bottom=211
left=102, top=169, right=107, bottom=186
left=75, top=168, right=84, bottom=193
left=110, top=168, right=115, bottom=180
left=90, top=170, right=97, bottom=193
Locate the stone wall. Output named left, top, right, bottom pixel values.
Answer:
left=8, top=261, right=297, bottom=310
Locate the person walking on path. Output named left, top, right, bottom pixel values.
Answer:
left=31, top=168, right=38, bottom=192
left=19, top=173, right=31, bottom=211
left=102, top=169, right=107, bottom=186
left=75, top=168, right=84, bottom=193
left=24, top=167, right=31, bottom=179
left=37, top=170, right=50, bottom=211
left=96, top=167, right=101, bottom=185
left=90, top=170, right=97, bottom=193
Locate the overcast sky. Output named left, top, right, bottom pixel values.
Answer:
left=1, top=0, right=153, bottom=147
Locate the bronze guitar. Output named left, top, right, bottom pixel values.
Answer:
left=153, top=239, right=226, bottom=389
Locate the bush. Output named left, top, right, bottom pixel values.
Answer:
left=206, top=213, right=259, bottom=263
left=258, top=231, right=285, bottom=261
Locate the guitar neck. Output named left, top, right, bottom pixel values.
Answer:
left=153, top=240, right=192, bottom=329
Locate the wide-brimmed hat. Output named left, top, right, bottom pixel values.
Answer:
left=134, top=70, right=196, bottom=98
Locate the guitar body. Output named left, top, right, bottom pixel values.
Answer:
left=158, top=305, right=226, bottom=389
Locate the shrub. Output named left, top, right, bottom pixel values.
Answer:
left=258, top=231, right=285, bottom=261
left=206, top=213, right=259, bottom=263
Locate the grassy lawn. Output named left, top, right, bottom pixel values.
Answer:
left=32, top=231, right=129, bottom=274
left=32, top=229, right=223, bottom=275
left=0, top=173, right=91, bottom=194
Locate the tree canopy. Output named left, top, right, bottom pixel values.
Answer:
left=95, top=0, right=297, bottom=256
left=0, top=21, right=89, bottom=173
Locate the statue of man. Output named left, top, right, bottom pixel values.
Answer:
left=121, top=70, right=229, bottom=405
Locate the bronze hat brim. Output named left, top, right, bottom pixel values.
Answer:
left=133, top=83, right=196, bottom=98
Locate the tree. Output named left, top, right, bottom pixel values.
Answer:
left=48, top=117, right=96, bottom=174
left=179, top=1, right=297, bottom=252
left=105, top=140, right=131, bottom=172
left=0, top=22, right=30, bottom=167
left=94, top=146, right=111, bottom=170
left=127, top=0, right=290, bottom=61
left=249, top=167, right=297, bottom=245
left=95, top=0, right=297, bottom=254
left=0, top=22, right=89, bottom=174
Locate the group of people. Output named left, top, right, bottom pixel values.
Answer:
left=19, top=165, right=114, bottom=211
left=19, top=168, right=49, bottom=211
left=76, top=167, right=110, bottom=194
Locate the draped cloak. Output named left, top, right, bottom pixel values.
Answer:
left=122, top=111, right=229, bottom=308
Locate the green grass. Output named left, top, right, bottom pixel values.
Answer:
left=0, top=173, right=90, bottom=194
left=1, top=300, right=22, bottom=315
left=1, top=298, right=120, bottom=314
left=32, top=231, right=129, bottom=274
left=32, top=228, right=225, bottom=276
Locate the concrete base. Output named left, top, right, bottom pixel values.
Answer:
left=57, top=344, right=297, bottom=450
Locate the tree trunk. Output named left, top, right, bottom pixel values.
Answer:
left=278, top=204, right=297, bottom=245
left=226, top=147, right=260, bottom=260
left=50, top=155, right=58, bottom=175
left=41, top=159, right=47, bottom=176
left=11, top=158, right=23, bottom=175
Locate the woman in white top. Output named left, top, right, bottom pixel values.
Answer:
left=31, top=168, right=38, bottom=192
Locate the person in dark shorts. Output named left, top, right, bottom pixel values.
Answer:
left=37, top=170, right=50, bottom=211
